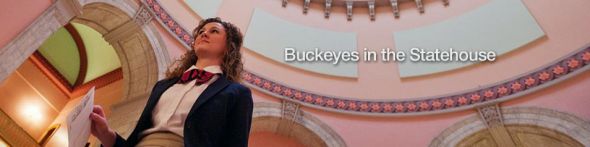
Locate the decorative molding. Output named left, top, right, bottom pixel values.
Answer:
left=243, top=45, right=590, bottom=116
left=143, top=0, right=192, bottom=49
left=346, top=1, right=353, bottom=21
left=303, top=0, right=310, bottom=14
left=368, top=1, right=376, bottom=21
left=280, top=0, right=449, bottom=20
left=390, top=0, right=399, bottom=18
left=249, top=45, right=590, bottom=116
left=145, top=0, right=590, bottom=116
left=430, top=107, right=590, bottom=147
left=415, top=0, right=424, bottom=13
left=324, top=0, right=332, bottom=18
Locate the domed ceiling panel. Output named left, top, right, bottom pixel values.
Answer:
left=145, top=0, right=590, bottom=116
left=38, top=27, right=80, bottom=85
left=32, top=22, right=122, bottom=98
left=185, top=0, right=223, bottom=18
left=394, top=0, right=545, bottom=77
left=71, top=23, right=121, bottom=83
left=244, top=9, right=358, bottom=78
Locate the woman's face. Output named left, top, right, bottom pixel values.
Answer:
left=193, top=22, right=227, bottom=59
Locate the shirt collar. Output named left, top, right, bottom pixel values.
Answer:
left=186, top=65, right=223, bottom=74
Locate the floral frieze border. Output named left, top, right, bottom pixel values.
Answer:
left=143, top=0, right=590, bottom=116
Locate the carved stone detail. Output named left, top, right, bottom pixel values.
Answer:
left=346, top=1, right=353, bottom=21
left=133, top=4, right=153, bottom=26
left=368, top=1, right=376, bottom=21
left=477, top=104, right=504, bottom=128
left=281, top=100, right=302, bottom=123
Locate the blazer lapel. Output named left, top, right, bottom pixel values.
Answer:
left=187, top=75, right=231, bottom=118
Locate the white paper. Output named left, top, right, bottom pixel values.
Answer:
left=66, top=87, right=95, bottom=147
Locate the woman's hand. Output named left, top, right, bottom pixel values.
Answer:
left=90, top=105, right=116, bottom=147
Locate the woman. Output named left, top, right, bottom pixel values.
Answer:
left=89, top=17, right=253, bottom=147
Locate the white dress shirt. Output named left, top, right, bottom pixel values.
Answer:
left=141, top=65, right=222, bottom=137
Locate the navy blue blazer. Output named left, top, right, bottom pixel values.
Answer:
left=113, top=75, right=253, bottom=147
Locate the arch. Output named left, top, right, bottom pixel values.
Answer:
left=252, top=102, right=347, bottom=147
left=69, top=0, right=171, bottom=138
left=72, top=0, right=170, bottom=101
left=251, top=116, right=326, bottom=147
left=430, top=107, right=590, bottom=146
left=0, top=0, right=170, bottom=141
left=457, top=124, right=583, bottom=147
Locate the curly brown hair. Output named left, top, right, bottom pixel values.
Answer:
left=165, top=17, right=244, bottom=82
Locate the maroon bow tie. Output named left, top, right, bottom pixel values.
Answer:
left=179, top=68, right=216, bottom=85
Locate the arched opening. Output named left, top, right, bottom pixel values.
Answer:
left=72, top=2, right=160, bottom=102
left=458, top=124, right=583, bottom=147
left=68, top=2, right=168, bottom=142
left=250, top=116, right=325, bottom=147
left=0, top=1, right=167, bottom=146
left=431, top=107, right=590, bottom=147
left=250, top=102, right=347, bottom=147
